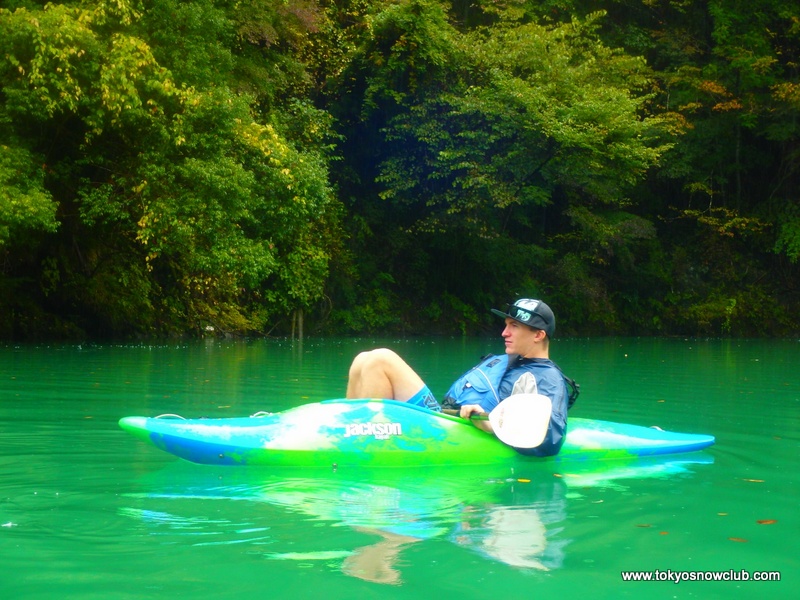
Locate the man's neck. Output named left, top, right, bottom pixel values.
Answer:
left=511, top=352, right=549, bottom=363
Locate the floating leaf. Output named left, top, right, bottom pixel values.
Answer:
left=718, top=512, right=728, bottom=516
left=742, top=479, right=765, bottom=483
left=756, top=519, right=777, bottom=525
left=729, top=537, right=748, bottom=543
left=659, top=531, right=669, bottom=535
left=517, top=478, right=531, bottom=483
left=635, top=524, right=652, bottom=528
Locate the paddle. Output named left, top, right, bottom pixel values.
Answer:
left=443, top=393, right=552, bottom=449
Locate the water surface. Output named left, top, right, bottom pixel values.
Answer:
left=1, top=338, right=797, bottom=599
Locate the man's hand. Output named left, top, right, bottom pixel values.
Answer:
left=458, top=404, right=487, bottom=419
left=459, top=404, right=493, bottom=433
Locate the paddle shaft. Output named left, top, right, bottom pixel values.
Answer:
left=442, top=408, right=488, bottom=421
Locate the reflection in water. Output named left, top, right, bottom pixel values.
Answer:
left=342, top=529, right=422, bottom=585
left=452, top=482, right=568, bottom=572
left=121, top=454, right=712, bottom=585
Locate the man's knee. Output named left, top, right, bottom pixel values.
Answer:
left=352, top=348, right=398, bottom=369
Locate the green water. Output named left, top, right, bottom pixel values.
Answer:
left=1, top=338, right=797, bottom=599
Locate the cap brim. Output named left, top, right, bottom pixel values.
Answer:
left=491, top=308, right=510, bottom=319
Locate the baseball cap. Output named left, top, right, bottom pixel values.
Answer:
left=491, top=298, right=556, bottom=338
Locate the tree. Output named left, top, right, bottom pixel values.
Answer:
left=0, top=0, right=340, bottom=337
left=328, top=2, right=678, bottom=332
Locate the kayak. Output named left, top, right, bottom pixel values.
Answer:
left=119, top=399, right=715, bottom=467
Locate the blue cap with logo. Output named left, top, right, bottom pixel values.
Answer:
left=491, top=298, right=556, bottom=338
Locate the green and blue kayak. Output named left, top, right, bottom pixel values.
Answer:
left=119, top=399, right=714, bottom=467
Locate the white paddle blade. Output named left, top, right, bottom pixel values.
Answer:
left=488, top=393, right=552, bottom=449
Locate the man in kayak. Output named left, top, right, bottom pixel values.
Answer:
left=345, top=298, right=570, bottom=456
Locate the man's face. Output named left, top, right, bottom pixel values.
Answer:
left=501, top=318, right=542, bottom=356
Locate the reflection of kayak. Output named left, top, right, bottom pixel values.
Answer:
left=122, top=455, right=713, bottom=537
left=119, top=399, right=714, bottom=467
left=121, top=462, right=566, bottom=576
left=121, top=453, right=712, bottom=575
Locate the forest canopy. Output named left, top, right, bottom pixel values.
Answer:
left=1, top=0, right=798, bottom=339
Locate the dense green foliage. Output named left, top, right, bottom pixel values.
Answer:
left=1, top=0, right=798, bottom=338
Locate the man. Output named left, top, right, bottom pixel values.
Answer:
left=345, top=298, right=569, bottom=456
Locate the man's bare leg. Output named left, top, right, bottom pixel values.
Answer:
left=345, top=349, right=426, bottom=401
